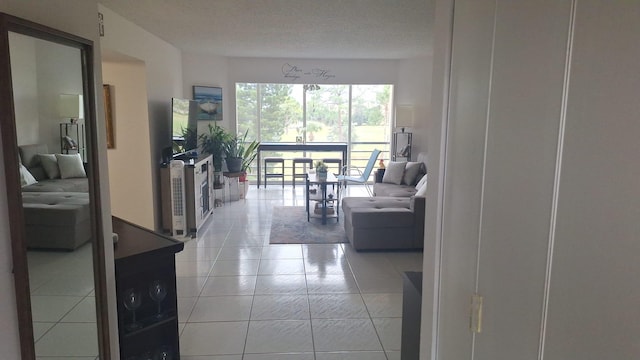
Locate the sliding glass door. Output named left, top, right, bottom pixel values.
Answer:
left=236, top=83, right=393, bottom=181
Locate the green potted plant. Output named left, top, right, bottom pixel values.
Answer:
left=223, top=129, right=259, bottom=174
left=315, top=160, right=328, bottom=181
left=239, top=135, right=259, bottom=182
left=199, top=123, right=232, bottom=187
left=173, top=126, right=198, bottom=154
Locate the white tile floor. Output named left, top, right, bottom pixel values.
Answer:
left=176, top=184, right=423, bottom=359
left=26, top=184, right=423, bottom=359
left=28, top=241, right=99, bottom=360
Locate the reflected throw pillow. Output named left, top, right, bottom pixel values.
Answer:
left=382, top=161, right=406, bottom=185
left=38, top=153, right=60, bottom=179
left=19, top=163, right=37, bottom=186
left=55, top=153, right=86, bottom=179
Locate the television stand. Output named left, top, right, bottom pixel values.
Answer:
left=171, top=150, right=198, bottom=162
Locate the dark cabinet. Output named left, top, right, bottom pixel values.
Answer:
left=113, top=216, right=184, bottom=359
left=402, top=271, right=422, bottom=360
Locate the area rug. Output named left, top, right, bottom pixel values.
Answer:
left=269, top=206, right=347, bottom=244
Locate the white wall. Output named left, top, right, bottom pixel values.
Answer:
left=103, top=60, right=155, bottom=229
left=9, top=33, right=39, bottom=146
left=10, top=34, right=84, bottom=152
left=225, top=57, right=398, bottom=130
left=35, top=40, right=84, bottom=152
left=181, top=56, right=432, bottom=152
left=180, top=55, right=433, bottom=165
left=181, top=52, right=229, bottom=139
left=99, top=4, right=183, bottom=230
left=0, top=1, right=119, bottom=357
left=398, top=56, right=433, bottom=155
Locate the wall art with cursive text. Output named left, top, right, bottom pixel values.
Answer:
left=281, top=63, right=336, bottom=82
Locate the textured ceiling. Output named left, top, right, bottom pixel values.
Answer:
left=99, top=0, right=435, bottom=59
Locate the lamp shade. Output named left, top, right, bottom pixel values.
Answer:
left=59, top=94, right=84, bottom=119
left=395, top=105, right=414, bottom=129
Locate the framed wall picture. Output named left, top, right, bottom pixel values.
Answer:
left=103, top=84, right=115, bottom=148
left=193, top=85, right=222, bottom=121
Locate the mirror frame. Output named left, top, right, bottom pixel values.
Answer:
left=0, top=13, right=110, bottom=359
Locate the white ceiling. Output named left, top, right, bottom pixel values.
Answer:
left=98, top=0, right=435, bottom=59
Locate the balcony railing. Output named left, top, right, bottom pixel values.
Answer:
left=240, top=141, right=390, bottom=184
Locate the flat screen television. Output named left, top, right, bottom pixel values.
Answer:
left=171, top=97, right=199, bottom=160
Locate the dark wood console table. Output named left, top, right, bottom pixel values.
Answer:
left=113, top=216, right=184, bottom=359
left=402, top=271, right=422, bottom=360
left=256, top=142, right=348, bottom=188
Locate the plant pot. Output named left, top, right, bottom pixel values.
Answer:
left=225, top=157, right=243, bottom=173
left=318, top=171, right=328, bottom=181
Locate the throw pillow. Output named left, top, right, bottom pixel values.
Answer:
left=56, top=153, right=86, bottom=179
left=38, top=154, right=60, bottom=179
left=19, top=163, right=37, bottom=186
left=382, top=161, right=406, bottom=185
left=403, top=162, right=424, bottom=185
left=415, top=174, right=427, bottom=190
left=415, top=181, right=428, bottom=197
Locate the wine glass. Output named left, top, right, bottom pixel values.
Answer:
left=122, top=288, right=143, bottom=331
left=148, top=280, right=168, bottom=320
left=153, top=345, right=173, bottom=360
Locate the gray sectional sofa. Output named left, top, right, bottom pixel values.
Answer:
left=18, top=144, right=90, bottom=250
left=342, top=153, right=427, bottom=251
left=19, top=144, right=89, bottom=193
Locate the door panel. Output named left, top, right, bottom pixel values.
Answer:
left=545, top=2, right=640, bottom=358
left=474, top=1, right=572, bottom=359
left=437, top=0, right=496, bottom=358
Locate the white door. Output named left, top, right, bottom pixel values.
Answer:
left=542, top=3, right=640, bottom=358
left=433, top=1, right=640, bottom=359
left=434, top=0, right=572, bottom=358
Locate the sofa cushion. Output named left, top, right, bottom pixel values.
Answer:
left=382, top=161, right=406, bottom=184
left=349, top=207, right=414, bottom=228
left=38, top=154, right=60, bottom=179
left=22, top=192, right=90, bottom=226
left=403, top=161, right=424, bottom=185
left=19, top=144, right=49, bottom=181
left=342, top=197, right=414, bottom=228
left=18, top=144, right=48, bottom=168
left=373, top=182, right=417, bottom=197
left=19, top=164, right=37, bottom=186
left=343, top=196, right=411, bottom=209
left=56, top=153, right=86, bottom=179
left=22, top=178, right=89, bottom=192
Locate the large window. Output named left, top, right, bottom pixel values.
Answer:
left=236, top=83, right=393, bottom=180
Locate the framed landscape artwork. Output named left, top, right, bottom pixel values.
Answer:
left=193, top=85, right=222, bottom=121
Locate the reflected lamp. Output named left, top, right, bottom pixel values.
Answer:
left=59, top=94, right=84, bottom=123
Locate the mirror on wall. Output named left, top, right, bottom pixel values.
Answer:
left=0, top=13, right=110, bottom=359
